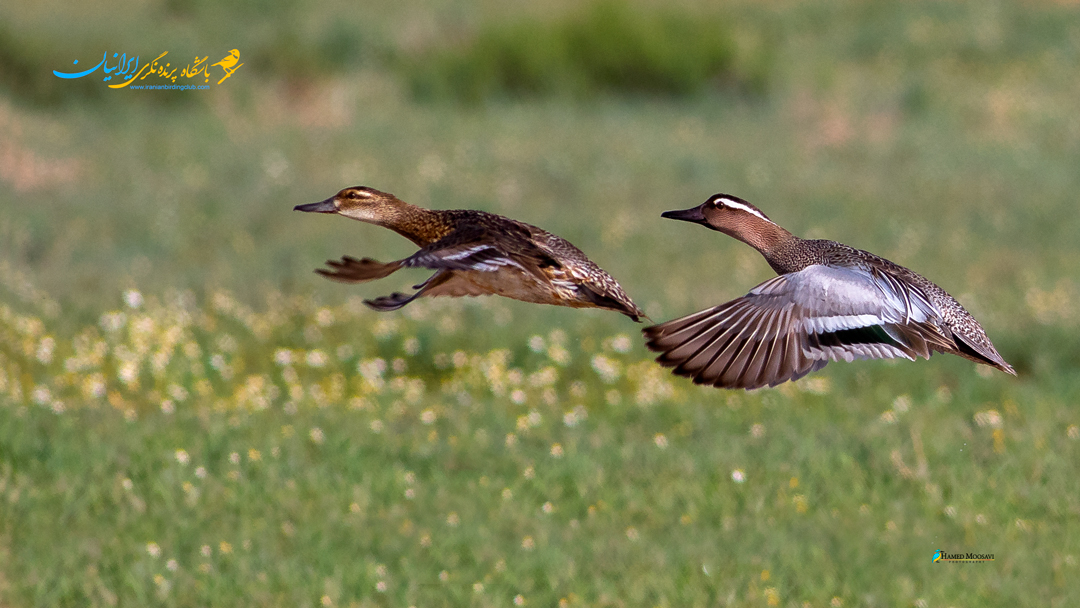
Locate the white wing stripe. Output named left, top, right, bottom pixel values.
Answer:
left=442, top=244, right=496, bottom=260
left=801, top=313, right=891, bottom=334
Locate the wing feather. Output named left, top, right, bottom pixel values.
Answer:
left=644, top=264, right=961, bottom=389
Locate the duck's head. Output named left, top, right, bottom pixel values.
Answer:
left=295, top=186, right=407, bottom=225
left=662, top=194, right=790, bottom=252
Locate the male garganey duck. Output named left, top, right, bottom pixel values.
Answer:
left=295, top=186, right=644, bottom=320
left=643, top=194, right=1015, bottom=389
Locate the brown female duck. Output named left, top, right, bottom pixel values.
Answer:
left=296, top=186, right=644, bottom=320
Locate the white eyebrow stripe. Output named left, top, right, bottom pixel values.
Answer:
left=718, top=198, right=772, bottom=223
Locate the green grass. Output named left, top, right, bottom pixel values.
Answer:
left=2, top=0, right=1080, bottom=606
left=2, top=296, right=1075, bottom=606
left=405, top=2, right=761, bottom=103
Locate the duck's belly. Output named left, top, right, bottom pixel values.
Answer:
left=462, top=268, right=586, bottom=308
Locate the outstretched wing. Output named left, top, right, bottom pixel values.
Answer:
left=399, top=225, right=552, bottom=281
left=364, top=269, right=491, bottom=311
left=361, top=226, right=553, bottom=312
left=315, top=256, right=402, bottom=283
left=643, top=264, right=957, bottom=390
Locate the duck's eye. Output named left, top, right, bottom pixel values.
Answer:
left=345, top=191, right=361, bottom=199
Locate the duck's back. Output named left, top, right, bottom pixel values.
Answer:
left=768, top=238, right=1008, bottom=369
left=441, top=210, right=643, bottom=319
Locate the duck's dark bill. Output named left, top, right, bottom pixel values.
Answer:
left=661, top=205, right=706, bottom=223
left=294, top=198, right=337, bottom=213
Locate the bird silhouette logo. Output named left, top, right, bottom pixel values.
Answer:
left=932, top=550, right=943, bottom=563
left=212, top=49, right=243, bottom=84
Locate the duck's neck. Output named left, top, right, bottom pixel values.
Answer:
left=723, top=219, right=795, bottom=255
left=376, top=201, right=454, bottom=247
left=720, top=220, right=802, bottom=274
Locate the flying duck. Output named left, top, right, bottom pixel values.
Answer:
left=643, top=194, right=1015, bottom=389
left=295, top=186, right=644, bottom=320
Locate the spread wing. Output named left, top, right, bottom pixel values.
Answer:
left=399, top=225, right=552, bottom=281
left=643, top=264, right=958, bottom=390
left=364, top=269, right=490, bottom=311
left=360, top=225, right=554, bottom=312
left=315, top=256, right=402, bottom=283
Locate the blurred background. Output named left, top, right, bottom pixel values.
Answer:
left=1, top=0, right=1078, bottom=606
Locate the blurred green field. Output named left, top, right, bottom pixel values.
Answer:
left=2, top=0, right=1079, bottom=606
